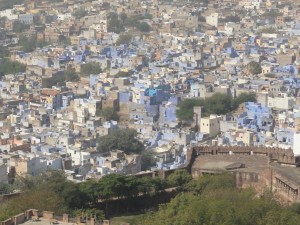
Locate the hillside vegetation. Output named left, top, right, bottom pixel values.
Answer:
left=140, top=173, right=300, bottom=225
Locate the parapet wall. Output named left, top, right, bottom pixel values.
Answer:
left=1, top=210, right=110, bottom=225
left=187, top=145, right=300, bottom=203
left=0, top=192, right=21, bottom=204
left=1, top=210, right=33, bottom=225
left=13, top=213, right=25, bottom=225
left=187, top=146, right=295, bottom=165
left=1, top=218, right=12, bottom=225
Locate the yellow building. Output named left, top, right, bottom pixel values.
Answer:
left=266, top=0, right=272, bottom=7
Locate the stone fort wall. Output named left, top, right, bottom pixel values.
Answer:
left=187, top=145, right=300, bottom=203
left=187, top=146, right=295, bottom=167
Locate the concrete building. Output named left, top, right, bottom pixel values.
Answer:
left=206, top=13, right=218, bottom=27
left=267, top=93, right=295, bottom=110
left=12, top=157, right=47, bottom=176
left=19, top=14, right=34, bottom=25
left=200, top=115, right=221, bottom=137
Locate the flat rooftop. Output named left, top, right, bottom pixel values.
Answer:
left=193, top=154, right=300, bottom=186
left=20, top=219, right=74, bottom=225
left=192, top=155, right=269, bottom=173
left=271, top=163, right=300, bottom=186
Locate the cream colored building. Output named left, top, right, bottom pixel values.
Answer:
left=206, top=13, right=218, bottom=27
left=267, top=93, right=295, bottom=110
left=12, top=157, right=47, bottom=176
left=293, top=132, right=300, bottom=156
left=200, top=115, right=222, bottom=137
left=235, top=130, right=254, bottom=146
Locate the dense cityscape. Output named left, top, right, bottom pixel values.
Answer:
left=0, top=0, right=300, bottom=224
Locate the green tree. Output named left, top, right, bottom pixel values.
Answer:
left=98, top=107, right=119, bottom=121
left=125, top=14, right=153, bottom=27
left=185, top=172, right=235, bottom=195
left=265, top=73, right=276, bottom=78
left=259, top=209, right=300, bottom=225
left=106, top=60, right=111, bottom=71
left=247, top=61, right=262, bottom=75
left=73, top=7, right=87, bottom=19
left=0, top=183, right=13, bottom=195
left=176, top=93, right=232, bottom=121
left=65, top=67, right=80, bottom=82
left=198, top=15, right=206, bottom=22
left=124, top=176, right=141, bottom=198
left=36, top=40, right=50, bottom=48
left=58, top=34, right=70, bottom=45
left=43, top=171, right=89, bottom=209
left=120, top=13, right=127, bottom=24
left=0, top=17, right=6, bottom=27
left=140, top=150, right=156, bottom=171
left=167, top=169, right=192, bottom=187
left=108, top=13, right=124, bottom=33
left=0, top=172, right=74, bottom=221
left=114, top=71, right=130, bottom=78
left=116, top=34, right=132, bottom=46
left=52, top=181, right=87, bottom=209
left=290, top=202, right=300, bottom=214
left=98, top=174, right=126, bottom=200
left=0, top=59, right=26, bottom=76
left=176, top=92, right=257, bottom=121
left=0, top=188, right=67, bottom=221
left=149, top=177, right=166, bottom=194
left=18, top=35, right=36, bottom=52
left=137, top=177, right=153, bottom=195
left=176, top=98, right=204, bottom=121
left=204, top=92, right=232, bottom=115
left=232, top=92, right=256, bottom=110
left=73, top=208, right=104, bottom=221
left=0, top=47, right=9, bottom=58
left=13, top=174, right=46, bottom=191
left=13, top=171, right=89, bottom=210
left=101, top=2, right=110, bottom=10
left=81, top=62, right=102, bottom=76
left=140, top=173, right=300, bottom=225
left=13, top=21, right=29, bottom=33
left=259, top=27, right=277, bottom=34
left=79, top=180, right=100, bottom=204
left=262, top=10, right=282, bottom=20
left=191, top=0, right=209, bottom=3
left=0, top=0, right=24, bottom=11
left=225, top=15, right=241, bottom=23
left=137, top=22, right=151, bottom=32
left=97, top=128, right=145, bottom=154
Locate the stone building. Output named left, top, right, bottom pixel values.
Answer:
left=188, top=145, right=300, bottom=203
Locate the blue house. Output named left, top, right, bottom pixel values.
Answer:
left=119, top=91, right=131, bottom=103
left=74, top=51, right=86, bottom=63
left=236, top=102, right=274, bottom=132
left=273, top=65, right=297, bottom=75
left=90, top=75, right=98, bottom=87
left=274, top=128, right=294, bottom=147
left=159, top=102, right=177, bottom=125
